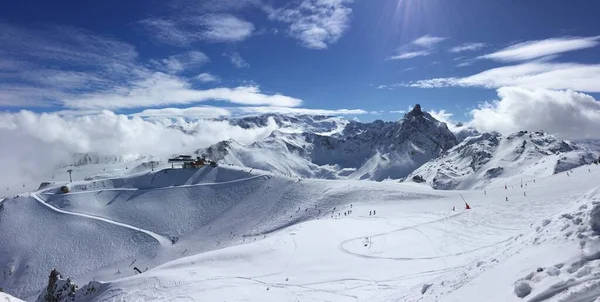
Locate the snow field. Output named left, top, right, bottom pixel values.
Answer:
left=76, top=164, right=600, bottom=301
left=2, top=161, right=600, bottom=301
left=0, top=196, right=159, bottom=299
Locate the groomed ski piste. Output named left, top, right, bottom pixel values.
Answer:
left=2, top=162, right=600, bottom=301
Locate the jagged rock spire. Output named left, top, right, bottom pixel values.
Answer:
left=412, top=104, right=422, bottom=115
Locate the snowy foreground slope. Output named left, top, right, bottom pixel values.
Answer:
left=0, top=292, right=24, bottom=302
left=0, top=165, right=445, bottom=300
left=86, top=164, right=600, bottom=302
left=2, top=162, right=599, bottom=301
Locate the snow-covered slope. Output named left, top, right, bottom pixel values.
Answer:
left=0, top=165, right=445, bottom=300
left=200, top=105, right=459, bottom=181
left=406, top=130, right=598, bottom=190
left=60, top=160, right=600, bottom=301
left=3, top=148, right=600, bottom=301
left=0, top=194, right=159, bottom=299
left=0, top=292, right=24, bottom=302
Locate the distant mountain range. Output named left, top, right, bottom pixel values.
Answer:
left=66, top=106, right=599, bottom=189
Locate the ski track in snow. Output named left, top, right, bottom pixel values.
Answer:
left=336, top=211, right=500, bottom=261
left=30, top=193, right=172, bottom=246
left=4, top=161, right=599, bottom=301
left=40, top=174, right=267, bottom=196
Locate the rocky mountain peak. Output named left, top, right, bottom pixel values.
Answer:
left=412, top=104, right=423, bottom=115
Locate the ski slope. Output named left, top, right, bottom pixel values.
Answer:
left=0, top=195, right=160, bottom=299
left=44, top=166, right=600, bottom=301
left=88, top=163, right=599, bottom=302
left=30, top=193, right=171, bottom=246
left=2, top=161, right=600, bottom=301
left=0, top=165, right=446, bottom=300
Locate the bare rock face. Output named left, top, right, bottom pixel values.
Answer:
left=589, top=203, right=600, bottom=234
left=411, top=104, right=423, bottom=115
left=36, top=269, right=101, bottom=302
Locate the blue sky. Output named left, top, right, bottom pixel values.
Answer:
left=1, top=0, right=599, bottom=123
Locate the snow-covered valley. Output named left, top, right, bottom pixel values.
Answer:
left=2, top=110, right=600, bottom=302
left=1, top=160, right=600, bottom=301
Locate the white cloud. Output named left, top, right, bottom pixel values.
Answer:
left=0, top=22, right=138, bottom=66
left=227, top=52, right=250, bottom=68
left=390, top=110, right=406, bottom=114
left=456, top=59, right=476, bottom=67
left=137, top=19, right=191, bottom=45
left=63, top=73, right=303, bottom=110
left=266, top=0, right=353, bottom=49
left=151, top=51, right=210, bottom=74
left=195, top=14, right=255, bottom=42
left=409, top=61, right=600, bottom=93
left=133, top=106, right=231, bottom=118
left=0, top=23, right=302, bottom=111
left=471, top=87, right=600, bottom=139
left=132, top=105, right=368, bottom=118
left=233, top=106, right=367, bottom=115
left=0, top=23, right=141, bottom=107
left=428, top=109, right=459, bottom=130
left=478, top=36, right=600, bottom=62
left=388, top=35, right=447, bottom=60
left=0, top=85, right=67, bottom=107
left=449, top=42, right=486, bottom=53
left=388, top=50, right=431, bottom=60
left=196, top=72, right=221, bottom=83
left=413, top=35, right=447, bottom=48
left=0, top=110, right=281, bottom=190
left=139, top=14, right=254, bottom=45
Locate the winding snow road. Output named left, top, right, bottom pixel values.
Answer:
left=30, top=193, right=172, bottom=246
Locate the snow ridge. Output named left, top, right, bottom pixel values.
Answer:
left=406, top=130, right=598, bottom=190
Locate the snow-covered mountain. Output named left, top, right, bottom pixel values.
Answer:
left=406, top=130, right=598, bottom=190
left=199, top=105, right=459, bottom=181
left=222, top=114, right=349, bottom=135
left=3, top=135, right=600, bottom=301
